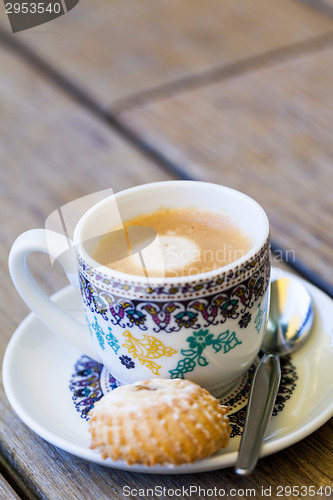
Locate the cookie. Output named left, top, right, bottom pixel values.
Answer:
left=89, top=378, right=230, bottom=465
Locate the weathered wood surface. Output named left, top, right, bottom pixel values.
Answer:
left=0, top=0, right=332, bottom=497
left=119, top=42, right=333, bottom=288
left=0, top=475, right=20, bottom=500
left=0, top=0, right=332, bottom=105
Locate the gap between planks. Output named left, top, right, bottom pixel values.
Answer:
left=0, top=30, right=332, bottom=297
left=1, top=30, right=333, bottom=166
left=111, top=31, right=333, bottom=112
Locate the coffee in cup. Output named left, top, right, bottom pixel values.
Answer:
left=92, top=207, right=252, bottom=278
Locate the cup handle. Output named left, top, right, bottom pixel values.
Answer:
left=9, top=228, right=100, bottom=361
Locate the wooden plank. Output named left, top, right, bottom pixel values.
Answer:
left=119, top=43, right=333, bottom=287
left=0, top=0, right=332, bottom=105
left=0, top=44, right=173, bottom=500
left=0, top=475, right=20, bottom=500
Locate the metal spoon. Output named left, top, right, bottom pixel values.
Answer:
left=235, top=276, right=314, bottom=475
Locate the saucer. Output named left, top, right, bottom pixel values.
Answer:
left=3, top=271, right=333, bottom=473
left=69, top=354, right=298, bottom=437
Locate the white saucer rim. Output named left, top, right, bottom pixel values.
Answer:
left=2, top=270, right=333, bottom=474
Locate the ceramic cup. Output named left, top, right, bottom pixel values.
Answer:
left=9, top=181, right=270, bottom=396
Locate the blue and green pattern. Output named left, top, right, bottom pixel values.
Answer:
left=169, top=328, right=242, bottom=379
left=87, top=315, right=120, bottom=354
left=254, top=302, right=267, bottom=334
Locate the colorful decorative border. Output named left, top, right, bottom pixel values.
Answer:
left=69, top=354, right=298, bottom=438
left=79, top=258, right=270, bottom=335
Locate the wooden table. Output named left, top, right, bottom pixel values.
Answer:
left=0, top=1, right=332, bottom=498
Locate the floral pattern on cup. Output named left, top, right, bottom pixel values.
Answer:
left=86, top=315, right=120, bottom=354
left=79, top=256, right=270, bottom=335
left=119, top=355, right=135, bottom=369
left=122, top=331, right=178, bottom=376
left=239, top=312, right=252, bottom=328
left=254, top=302, right=268, bottom=334
left=169, top=328, right=242, bottom=379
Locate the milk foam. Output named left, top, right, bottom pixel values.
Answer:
left=127, top=234, right=200, bottom=276
left=157, top=235, right=200, bottom=272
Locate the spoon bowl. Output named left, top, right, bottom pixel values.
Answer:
left=263, top=277, right=314, bottom=355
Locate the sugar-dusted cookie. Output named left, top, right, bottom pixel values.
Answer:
left=89, top=378, right=231, bottom=465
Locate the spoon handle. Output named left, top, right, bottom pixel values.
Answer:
left=235, top=353, right=281, bottom=476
